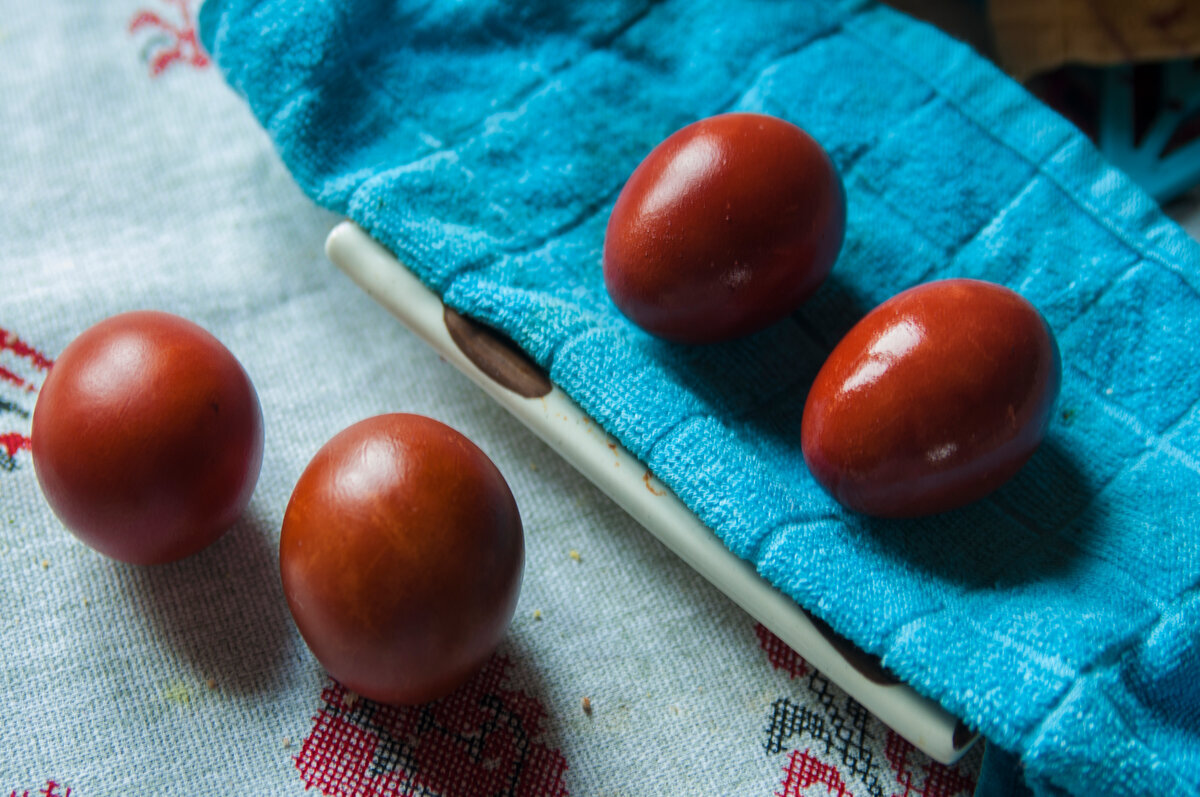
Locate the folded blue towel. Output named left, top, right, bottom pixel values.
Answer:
left=199, top=1, right=1200, bottom=793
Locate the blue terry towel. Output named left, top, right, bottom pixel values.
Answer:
left=199, top=1, right=1200, bottom=793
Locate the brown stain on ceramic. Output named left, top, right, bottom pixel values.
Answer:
left=806, top=613, right=900, bottom=686
left=443, top=308, right=552, bottom=399
left=642, top=470, right=666, bottom=496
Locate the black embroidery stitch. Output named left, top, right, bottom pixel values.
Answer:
left=765, top=671, right=886, bottom=797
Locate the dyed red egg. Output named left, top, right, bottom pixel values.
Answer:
left=280, top=413, right=524, bottom=705
left=603, top=113, right=845, bottom=343
left=31, top=311, right=264, bottom=564
left=802, top=279, right=1061, bottom=517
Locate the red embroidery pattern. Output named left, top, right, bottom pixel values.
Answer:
left=129, top=0, right=209, bottom=76
left=0, top=329, right=52, bottom=391
left=0, top=328, right=52, bottom=471
left=883, top=732, right=976, bottom=797
left=296, top=655, right=569, bottom=796
left=0, top=432, right=30, bottom=463
left=778, top=750, right=853, bottom=797
left=7, top=781, right=71, bottom=797
left=756, top=623, right=810, bottom=680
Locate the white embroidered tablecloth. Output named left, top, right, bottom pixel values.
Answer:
left=13, top=2, right=1193, bottom=795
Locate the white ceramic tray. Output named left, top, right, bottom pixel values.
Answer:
left=325, top=221, right=978, bottom=764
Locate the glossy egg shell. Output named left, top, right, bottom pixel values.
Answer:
left=280, top=413, right=524, bottom=705
left=603, top=113, right=845, bottom=343
left=801, top=279, right=1061, bottom=517
left=31, top=311, right=264, bottom=565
